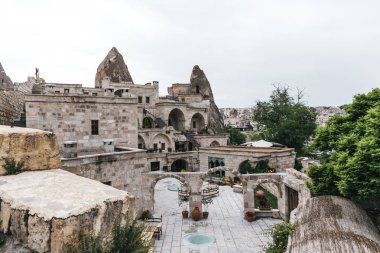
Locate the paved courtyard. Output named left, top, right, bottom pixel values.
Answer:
left=153, top=178, right=282, bottom=253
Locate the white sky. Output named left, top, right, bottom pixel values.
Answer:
left=1, top=0, right=380, bottom=107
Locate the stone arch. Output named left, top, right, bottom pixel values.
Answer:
left=252, top=178, right=283, bottom=198
left=150, top=174, right=189, bottom=194
left=238, top=160, right=252, bottom=174
left=171, top=159, right=188, bottom=172
left=168, top=108, right=186, bottom=131
left=138, top=135, right=146, bottom=149
left=152, top=133, right=171, bottom=151
left=210, top=140, right=220, bottom=147
left=142, top=116, right=154, bottom=129
left=190, top=113, right=205, bottom=132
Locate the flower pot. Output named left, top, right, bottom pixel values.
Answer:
left=182, top=211, right=189, bottom=219
left=203, top=211, right=209, bottom=219
left=192, top=207, right=201, bottom=221
left=244, top=211, right=255, bottom=222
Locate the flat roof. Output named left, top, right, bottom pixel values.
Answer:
left=199, top=146, right=294, bottom=153
left=0, top=169, right=129, bottom=220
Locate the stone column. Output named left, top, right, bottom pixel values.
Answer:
left=243, top=181, right=255, bottom=213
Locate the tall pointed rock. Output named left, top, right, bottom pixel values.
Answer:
left=190, top=65, right=225, bottom=134
left=95, top=47, right=133, bottom=88
left=0, top=62, right=14, bottom=90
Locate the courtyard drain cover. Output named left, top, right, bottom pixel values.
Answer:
left=167, top=184, right=180, bottom=191
left=183, top=233, right=215, bottom=247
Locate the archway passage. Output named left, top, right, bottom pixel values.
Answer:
left=153, top=134, right=171, bottom=152
left=142, top=117, right=154, bottom=128
left=239, top=160, right=252, bottom=174
left=191, top=113, right=205, bottom=132
left=168, top=108, right=186, bottom=131
left=138, top=135, right=145, bottom=149
left=210, top=140, right=220, bottom=147
left=153, top=178, right=184, bottom=216
left=171, top=159, right=188, bottom=172
left=254, top=185, right=278, bottom=209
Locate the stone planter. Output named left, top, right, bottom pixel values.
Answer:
left=182, top=211, right=189, bottom=219
left=203, top=211, right=209, bottom=219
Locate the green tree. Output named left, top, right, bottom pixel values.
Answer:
left=253, top=85, right=317, bottom=155
left=309, top=88, right=380, bottom=200
left=226, top=126, right=246, bottom=145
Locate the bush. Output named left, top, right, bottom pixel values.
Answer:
left=2, top=158, right=25, bottom=175
left=264, top=222, right=295, bottom=253
left=63, top=219, right=150, bottom=253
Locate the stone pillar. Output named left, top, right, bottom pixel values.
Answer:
left=189, top=193, right=202, bottom=215
left=243, top=181, right=255, bottom=213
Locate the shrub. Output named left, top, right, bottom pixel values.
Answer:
left=63, top=230, right=106, bottom=253
left=2, top=158, right=25, bottom=175
left=111, top=219, right=151, bottom=253
left=264, top=222, right=295, bottom=253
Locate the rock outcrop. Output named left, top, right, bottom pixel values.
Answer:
left=288, top=195, right=380, bottom=253
left=95, top=47, right=134, bottom=88
left=0, top=63, right=13, bottom=90
left=0, top=169, right=134, bottom=253
left=0, top=126, right=61, bottom=174
left=190, top=65, right=225, bottom=134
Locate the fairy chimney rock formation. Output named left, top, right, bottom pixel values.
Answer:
left=95, top=47, right=134, bottom=88
left=190, top=65, right=225, bottom=134
left=0, top=63, right=14, bottom=90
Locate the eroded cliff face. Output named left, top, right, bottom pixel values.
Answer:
left=0, top=126, right=61, bottom=174
left=0, top=63, right=13, bottom=90
left=190, top=65, right=225, bottom=134
left=95, top=47, right=134, bottom=88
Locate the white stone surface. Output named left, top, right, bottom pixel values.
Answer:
left=153, top=178, right=282, bottom=253
left=0, top=169, right=130, bottom=220
left=0, top=125, right=49, bottom=134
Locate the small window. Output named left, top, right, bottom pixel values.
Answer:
left=146, top=97, right=150, bottom=103
left=138, top=143, right=143, bottom=149
left=161, top=143, right=166, bottom=151
left=193, top=121, right=196, bottom=128
left=182, top=98, right=185, bottom=102
left=64, top=89, right=69, bottom=94
left=55, top=91, right=60, bottom=94
left=83, top=92, right=89, bottom=95
left=196, top=85, right=200, bottom=94
left=92, top=93, right=97, bottom=96
left=138, top=96, right=142, bottom=103
left=153, top=143, right=158, bottom=151
left=102, top=181, right=111, bottom=186
left=91, top=120, right=99, bottom=135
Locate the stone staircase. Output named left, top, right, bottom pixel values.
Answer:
left=143, top=108, right=167, bottom=128
left=182, top=131, right=201, bottom=149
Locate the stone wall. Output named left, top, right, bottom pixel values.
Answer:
left=61, top=150, right=149, bottom=214
left=25, top=95, right=138, bottom=153
left=199, top=146, right=295, bottom=174
left=0, top=126, right=61, bottom=174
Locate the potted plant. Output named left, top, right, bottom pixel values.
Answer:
left=244, top=211, right=255, bottom=222
left=202, top=198, right=213, bottom=219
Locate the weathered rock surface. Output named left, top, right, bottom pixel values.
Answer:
left=0, top=169, right=135, bottom=253
left=0, top=126, right=61, bottom=174
left=288, top=195, right=380, bottom=253
left=95, top=47, right=134, bottom=87
left=0, top=63, right=14, bottom=90
left=190, top=65, right=225, bottom=134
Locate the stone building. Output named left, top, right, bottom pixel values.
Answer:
left=18, top=48, right=302, bottom=218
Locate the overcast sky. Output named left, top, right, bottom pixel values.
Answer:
left=1, top=0, right=380, bottom=107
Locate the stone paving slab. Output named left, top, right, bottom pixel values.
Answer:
left=153, top=178, right=282, bottom=253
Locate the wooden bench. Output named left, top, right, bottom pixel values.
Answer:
left=144, top=216, right=163, bottom=240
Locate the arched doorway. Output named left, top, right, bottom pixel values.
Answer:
left=210, top=140, right=220, bottom=147
left=171, top=159, right=188, bottom=172
left=168, top=108, right=185, bottom=131
left=153, top=133, right=171, bottom=152
left=239, top=160, right=252, bottom=174
left=190, top=113, right=205, bottom=132
left=142, top=117, right=154, bottom=128
left=138, top=135, right=145, bottom=149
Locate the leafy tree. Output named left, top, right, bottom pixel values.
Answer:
left=309, top=88, right=380, bottom=200
left=253, top=85, right=317, bottom=155
left=226, top=126, right=246, bottom=145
